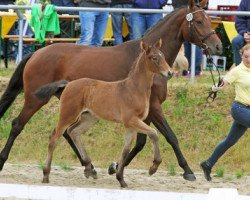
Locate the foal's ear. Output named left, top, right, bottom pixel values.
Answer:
left=199, top=0, right=208, bottom=8
left=154, top=38, right=162, bottom=49
left=140, top=39, right=150, bottom=53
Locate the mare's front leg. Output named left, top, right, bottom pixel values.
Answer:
left=149, top=99, right=196, bottom=181
left=126, top=77, right=195, bottom=181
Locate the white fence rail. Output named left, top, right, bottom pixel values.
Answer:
left=0, top=5, right=250, bottom=82
left=1, top=183, right=250, bottom=200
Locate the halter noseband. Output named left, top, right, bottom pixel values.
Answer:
left=186, top=8, right=216, bottom=50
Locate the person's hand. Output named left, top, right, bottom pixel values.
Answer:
left=211, top=85, right=220, bottom=92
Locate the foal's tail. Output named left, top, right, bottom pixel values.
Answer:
left=0, top=53, right=34, bottom=119
left=34, top=80, right=69, bottom=101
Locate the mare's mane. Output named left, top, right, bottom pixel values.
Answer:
left=143, top=6, right=186, bottom=36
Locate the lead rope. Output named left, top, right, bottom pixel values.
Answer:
left=206, top=54, right=223, bottom=103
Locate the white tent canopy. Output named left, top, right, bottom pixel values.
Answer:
left=209, top=0, right=241, bottom=9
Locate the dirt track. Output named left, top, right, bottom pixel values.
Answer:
left=0, top=163, right=250, bottom=196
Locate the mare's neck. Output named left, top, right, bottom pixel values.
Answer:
left=142, top=8, right=186, bottom=66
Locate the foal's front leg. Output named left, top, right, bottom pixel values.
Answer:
left=127, top=118, right=162, bottom=175
left=119, top=102, right=196, bottom=181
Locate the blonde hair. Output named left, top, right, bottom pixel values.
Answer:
left=240, top=43, right=250, bottom=56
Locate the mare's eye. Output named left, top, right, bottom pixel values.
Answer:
left=196, top=20, right=203, bottom=25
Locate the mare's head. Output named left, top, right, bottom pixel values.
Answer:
left=180, top=0, right=222, bottom=55
left=140, top=39, right=173, bottom=80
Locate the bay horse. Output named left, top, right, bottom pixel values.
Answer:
left=34, top=39, right=173, bottom=188
left=0, top=0, right=222, bottom=181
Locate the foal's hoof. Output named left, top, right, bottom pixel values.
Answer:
left=42, top=177, right=49, bottom=183
left=119, top=180, right=128, bottom=188
left=149, top=166, right=158, bottom=176
left=183, top=173, right=196, bottom=181
left=84, top=168, right=98, bottom=179
left=108, top=162, right=118, bottom=175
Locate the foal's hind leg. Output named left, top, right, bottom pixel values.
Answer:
left=116, top=130, right=135, bottom=188
left=67, top=112, right=98, bottom=179
left=42, top=125, right=68, bottom=183
left=0, top=98, right=47, bottom=171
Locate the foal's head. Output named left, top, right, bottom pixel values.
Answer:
left=140, top=39, right=173, bottom=80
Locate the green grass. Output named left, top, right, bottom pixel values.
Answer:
left=215, top=166, right=225, bottom=178
left=167, top=162, right=176, bottom=176
left=59, top=162, right=74, bottom=171
left=0, top=68, right=250, bottom=176
left=235, top=169, right=244, bottom=179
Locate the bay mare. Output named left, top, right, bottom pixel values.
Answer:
left=0, top=0, right=222, bottom=181
left=34, top=39, right=173, bottom=187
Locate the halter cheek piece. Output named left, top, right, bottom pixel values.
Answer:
left=186, top=7, right=216, bottom=50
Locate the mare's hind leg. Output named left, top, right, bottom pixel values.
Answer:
left=126, top=118, right=162, bottom=176
left=116, top=130, right=135, bottom=188
left=67, top=111, right=98, bottom=179
left=0, top=98, right=47, bottom=171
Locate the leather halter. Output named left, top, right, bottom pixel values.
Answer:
left=186, top=8, right=216, bottom=50
left=186, top=7, right=222, bottom=102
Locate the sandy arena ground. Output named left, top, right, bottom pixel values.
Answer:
left=0, top=163, right=249, bottom=196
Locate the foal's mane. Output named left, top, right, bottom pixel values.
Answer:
left=143, top=6, right=186, bottom=37
left=126, top=49, right=147, bottom=78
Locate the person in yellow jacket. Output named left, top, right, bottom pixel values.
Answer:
left=200, top=43, right=250, bottom=181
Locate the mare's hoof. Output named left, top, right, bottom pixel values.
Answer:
left=183, top=173, right=196, bottom=181
left=108, top=162, right=118, bottom=175
left=0, top=156, right=6, bottom=171
left=84, top=168, right=98, bottom=179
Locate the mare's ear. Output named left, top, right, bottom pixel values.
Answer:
left=140, top=39, right=150, bottom=54
left=188, top=0, right=195, bottom=9
left=154, top=38, right=162, bottom=49
left=199, top=0, right=208, bottom=8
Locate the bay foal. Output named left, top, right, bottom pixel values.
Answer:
left=34, top=39, right=173, bottom=188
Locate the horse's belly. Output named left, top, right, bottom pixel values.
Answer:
left=140, top=102, right=150, bottom=120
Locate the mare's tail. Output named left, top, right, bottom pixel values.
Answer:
left=34, top=80, right=69, bottom=100
left=0, top=53, right=34, bottom=119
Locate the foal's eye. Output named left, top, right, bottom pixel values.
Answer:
left=152, top=56, right=158, bottom=61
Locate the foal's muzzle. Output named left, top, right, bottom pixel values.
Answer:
left=161, top=70, right=173, bottom=80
